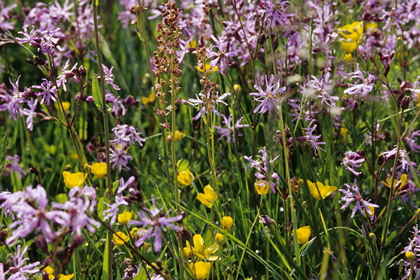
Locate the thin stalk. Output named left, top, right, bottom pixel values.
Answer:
left=374, top=109, right=403, bottom=278
left=206, top=112, right=218, bottom=190
left=93, top=3, right=113, bottom=280
left=278, top=104, right=299, bottom=264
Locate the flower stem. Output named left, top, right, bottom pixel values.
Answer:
left=92, top=3, right=112, bottom=280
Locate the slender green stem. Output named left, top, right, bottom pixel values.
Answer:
left=206, top=112, right=217, bottom=190
left=93, top=3, right=113, bottom=280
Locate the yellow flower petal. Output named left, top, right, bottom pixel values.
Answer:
left=382, top=174, right=407, bottom=189
left=307, top=180, right=337, bottom=200
left=118, top=211, right=133, bottom=225
left=197, top=185, right=217, bottom=207
left=141, top=92, right=155, bottom=106
left=191, top=234, right=219, bottom=261
left=405, top=251, right=416, bottom=260
left=173, top=130, right=187, bottom=141
left=338, top=21, right=364, bottom=53
left=190, top=261, right=211, bottom=280
left=254, top=180, right=270, bottom=195
left=62, top=171, right=87, bottom=189
left=177, top=169, right=194, bottom=186
left=194, top=63, right=219, bottom=74
left=113, top=231, right=130, bottom=246
left=91, top=162, right=107, bottom=179
left=193, top=234, right=205, bottom=252
left=215, top=233, right=225, bottom=244
left=221, top=216, right=233, bottom=230
left=296, top=226, right=311, bottom=244
left=59, top=274, right=75, bottom=280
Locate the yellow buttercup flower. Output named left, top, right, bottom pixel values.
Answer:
left=141, top=92, right=155, bottom=106
left=194, top=63, right=219, bottom=74
left=306, top=180, right=337, bottom=200
left=188, top=40, right=197, bottom=48
left=365, top=22, right=378, bottom=34
left=118, top=211, right=133, bottom=225
left=338, top=21, right=364, bottom=53
left=173, top=130, right=187, bottom=141
left=197, top=185, right=217, bottom=207
left=382, top=174, right=407, bottom=190
left=221, top=216, right=233, bottom=230
left=62, top=171, right=87, bottom=189
left=91, top=162, right=107, bottom=179
left=55, top=101, right=71, bottom=112
left=254, top=180, right=270, bottom=195
left=190, top=261, right=211, bottom=279
left=184, top=234, right=219, bottom=261
left=343, top=53, right=353, bottom=62
left=43, top=266, right=74, bottom=280
left=177, top=169, right=194, bottom=186
left=340, top=125, right=349, bottom=137
left=113, top=231, right=130, bottom=246
left=296, top=226, right=311, bottom=244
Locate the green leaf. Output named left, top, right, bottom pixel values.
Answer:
left=91, top=76, right=103, bottom=110
left=102, top=232, right=111, bottom=280
left=385, top=230, right=398, bottom=247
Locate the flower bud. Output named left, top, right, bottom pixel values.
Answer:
left=215, top=233, right=225, bottom=244
left=400, top=95, right=411, bottom=110
left=35, top=235, right=49, bottom=254
left=221, top=216, right=233, bottom=230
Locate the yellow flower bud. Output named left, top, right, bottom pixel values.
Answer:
left=233, top=84, right=242, bottom=94
left=405, top=251, right=416, bottom=261
left=215, top=233, right=225, bottom=244
left=221, top=216, right=233, bottom=230
left=183, top=240, right=192, bottom=258
left=177, top=169, right=194, bottom=186
left=296, top=226, right=311, bottom=244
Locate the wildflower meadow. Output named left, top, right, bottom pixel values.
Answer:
left=1, top=0, right=420, bottom=279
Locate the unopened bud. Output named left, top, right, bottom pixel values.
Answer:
left=400, top=95, right=411, bottom=110
left=233, top=84, right=242, bottom=94
left=35, top=235, right=49, bottom=253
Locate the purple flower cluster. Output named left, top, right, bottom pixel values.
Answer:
left=129, top=197, right=183, bottom=252
left=214, top=114, right=249, bottom=143
left=110, top=125, right=146, bottom=172
left=188, top=91, right=231, bottom=121
left=380, top=146, right=415, bottom=172
left=401, top=225, right=420, bottom=280
left=2, top=245, right=40, bottom=280
left=342, top=151, right=365, bottom=176
left=344, top=69, right=376, bottom=98
left=339, top=180, right=378, bottom=218
left=0, top=184, right=99, bottom=246
left=302, top=119, right=326, bottom=155
left=2, top=155, right=27, bottom=179
left=102, top=176, right=135, bottom=225
left=250, top=74, right=286, bottom=114
left=244, top=146, right=280, bottom=193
